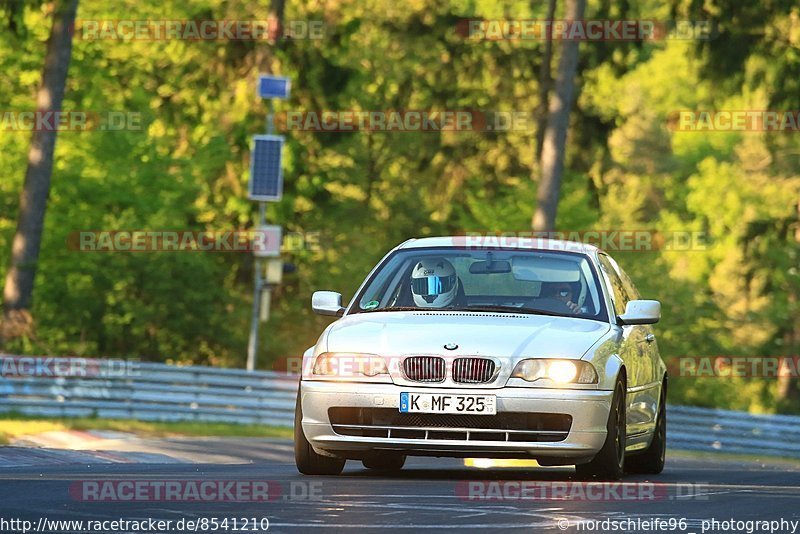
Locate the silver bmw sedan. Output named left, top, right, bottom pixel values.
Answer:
left=295, top=237, right=666, bottom=480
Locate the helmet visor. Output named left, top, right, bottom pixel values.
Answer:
left=411, top=274, right=456, bottom=296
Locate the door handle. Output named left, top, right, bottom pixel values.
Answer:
left=645, top=334, right=655, bottom=343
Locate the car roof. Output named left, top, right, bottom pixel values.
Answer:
left=396, top=236, right=601, bottom=255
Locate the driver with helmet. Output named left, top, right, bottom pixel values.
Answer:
left=410, top=258, right=459, bottom=308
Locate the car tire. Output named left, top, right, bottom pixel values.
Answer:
left=575, top=375, right=626, bottom=481
left=362, top=453, right=406, bottom=472
left=294, top=392, right=345, bottom=476
left=626, top=382, right=666, bottom=475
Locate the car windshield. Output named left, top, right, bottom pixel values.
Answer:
left=352, top=247, right=607, bottom=320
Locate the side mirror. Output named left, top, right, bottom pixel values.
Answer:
left=618, top=300, right=661, bottom=325
left=312, top=291, right=345, bottom=317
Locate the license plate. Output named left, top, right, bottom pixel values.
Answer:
left=399, top=393, right=496, bottom=415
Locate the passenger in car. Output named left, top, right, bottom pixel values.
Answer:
left=542, top=282, right=582, bottom=314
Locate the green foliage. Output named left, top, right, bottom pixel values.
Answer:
left=1, top=0, right=798, bottom=412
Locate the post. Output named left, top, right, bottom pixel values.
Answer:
left=247, top=74, right=289, bottom=371
left=246, top=202, right=267, bottom=372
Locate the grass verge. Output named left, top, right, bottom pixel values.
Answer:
left=0, top=413, right=292, bottom=444
left=668, top=448, right=800, bottom=468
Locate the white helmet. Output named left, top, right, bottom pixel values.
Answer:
left=411, top=258, right=458, bottom=308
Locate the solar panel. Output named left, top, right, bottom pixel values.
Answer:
left=249, top=135, right=284, bottom=201
left=258, top=75, right=291, bottom=99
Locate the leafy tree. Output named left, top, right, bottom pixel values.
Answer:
left=532, top=0, right=586, bottom=232
left=0, top=0, right=797, bottom=414
left=2, top=0, right=79, bottom=345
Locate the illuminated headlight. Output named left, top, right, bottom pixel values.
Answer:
left=511, top=359, right=598, bottom=384
left=312, top=352, right=389, bottom=378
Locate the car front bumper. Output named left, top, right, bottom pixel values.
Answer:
left=299, top=380, right=612, bottom=461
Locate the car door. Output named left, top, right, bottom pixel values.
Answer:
left=616, top=261, right=661, bottom=432
left=596, top=253, right=654, bottom=437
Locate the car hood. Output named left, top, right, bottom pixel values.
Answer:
left=324, top=310, right=610, bottom=359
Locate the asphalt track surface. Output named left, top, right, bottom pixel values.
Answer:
left=0, top=437, right=799, bottom=533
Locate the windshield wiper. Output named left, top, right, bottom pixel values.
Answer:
left=451, top=305, right=565, bottom=317
left=358, top=306, right=424, bottom=313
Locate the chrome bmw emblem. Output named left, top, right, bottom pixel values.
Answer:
left=444, top=343, right=458, bottom=350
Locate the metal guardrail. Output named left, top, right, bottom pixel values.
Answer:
left=0, top=359, right=298, bottom=427
left=666, top=404, right=800, bottom=459
left=1, top=356, right=798, bottom=459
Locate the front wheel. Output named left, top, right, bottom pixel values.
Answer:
left=575, top=375, right=626, bottom=481
left=294, top=392, right=345, bottom=475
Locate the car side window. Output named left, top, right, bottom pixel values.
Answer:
left=617, top=266, right=641, bottom=301
left=603, top=254, right=641, bottom=301
left=597, top=254, right=629, bottom=317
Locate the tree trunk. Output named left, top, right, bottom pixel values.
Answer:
left=777, top=200, right=800, bottom=402
left=1, top=0, right=79, bottom=344
left=268, top=0, right=286, bottom=41
left=532, top=0, right=586, bottom=233
left=535, top=0, right=557, bottom=160
left=777, top=327, right=799, bottom=402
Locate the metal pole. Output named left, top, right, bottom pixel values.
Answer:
left=246, top=99, right=277, bottom=371
left=246, top=202, right=267, bottom=372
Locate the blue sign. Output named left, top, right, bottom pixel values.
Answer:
left=258, top=75, right=291, bottom=99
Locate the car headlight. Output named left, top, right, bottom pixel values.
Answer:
left=312, top=352, right=389, bottom=378
left=511, top=359, right=598, bottom=384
